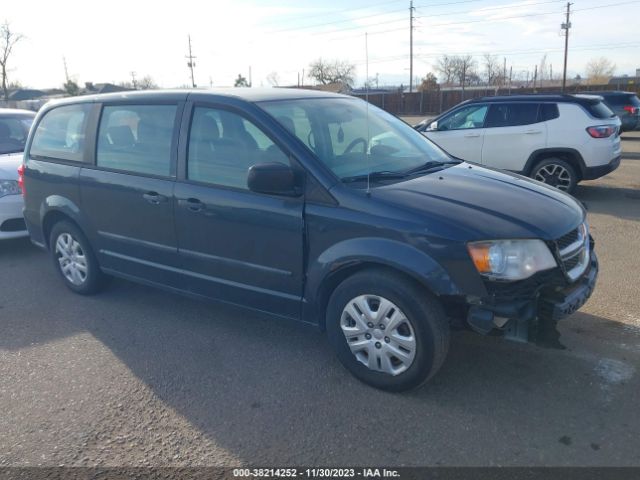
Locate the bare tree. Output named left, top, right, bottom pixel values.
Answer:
left=482, top=54, right=501, bottom=86
left=435, top=55, right=456, bottom=85
left=585, top=57, right=615, bottom=85
left=308, top=58, right=355, bottom=87
left=453, top=55, right=477, bottom=92
left=137, top=75, right=158, bottom=90
left=266, top=71, right=280, bottom=87
left=0, top=21, right=24, bottom=101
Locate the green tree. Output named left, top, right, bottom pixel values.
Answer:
left=234, top=74, right=249, bottom=87
left=63, top=79, right=80, bottom=96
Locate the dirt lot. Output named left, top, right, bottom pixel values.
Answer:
left=0, top=135, right=639, bottom=467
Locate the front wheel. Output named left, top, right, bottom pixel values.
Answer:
left=326, top=269, right=450, bottom=392
left=531, top=158, right=578, bottom=193
left=49, top=221, right=105, bottom=295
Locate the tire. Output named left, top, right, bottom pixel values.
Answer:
left=326, top=269, right=450, bottom=392
left=530, top=158, right=578, bottom=193
left=49, top=220, right=105, bottom=295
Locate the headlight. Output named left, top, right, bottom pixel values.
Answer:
left=467, top=239, right=557, bottom=281
left=0, top=180, right=21, bottom=198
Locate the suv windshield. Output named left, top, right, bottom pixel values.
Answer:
left=259, top=98, right=452, bottom=184
left=0, top=116, right=34, bottom=155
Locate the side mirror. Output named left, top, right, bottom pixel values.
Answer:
left=426, top=121, right=438, bottom=131
left=247, top=162, right=301, bottom=197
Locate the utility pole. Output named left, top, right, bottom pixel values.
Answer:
left=130, top=71, right=137, bottom=89
left=63, top=57, right=70, bottom=83
left=509, top=66, right=512, bottom=94
left=503, top=57, right=507, bottom=88
left=249, top=66, right=252, bottom=87
left=409, top=0, right=415, bottom=92
left=186, top=35, right=197, bottom=88
left=561, top=2, right=572, bottom=92
left=533, top=65, right=538, bottom=90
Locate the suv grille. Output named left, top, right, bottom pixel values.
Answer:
left=555, top=223, right=589, bottom=282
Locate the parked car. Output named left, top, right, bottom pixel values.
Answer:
left=21, top=90, right=597, bottom=391
left=587, top=91, right=640, bottom=131
left=0, top=108, right=35, bottom=239
left=414, top=95, right=621, bottom=193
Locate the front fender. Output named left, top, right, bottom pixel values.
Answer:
left=304, top=237, right=462, bottom=325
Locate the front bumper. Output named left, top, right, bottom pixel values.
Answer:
left=466, top=251, right=598, bottom=342
left=0, top=193, right=28, bottom=240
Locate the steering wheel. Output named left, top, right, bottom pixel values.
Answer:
left=344, top=137, right=367, bottom=154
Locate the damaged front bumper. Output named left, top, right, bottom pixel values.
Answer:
left=466, top=251, right=598, bottom=344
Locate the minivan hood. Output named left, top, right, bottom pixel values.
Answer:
left=374, top=163, right=584, bottom=241
left=0, top=152, right=23, bottom=180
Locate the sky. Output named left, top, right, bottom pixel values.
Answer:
left=2, top=0, right=639, bottom=90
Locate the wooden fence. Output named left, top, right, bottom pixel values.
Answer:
left=352, top=84, right=640, bottom=116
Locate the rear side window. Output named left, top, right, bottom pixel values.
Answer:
left=96, top=104, right=177, bottom=176
left=587, top=101, right=615, bottom=119
left=30, top=104, right=90, bottom=162
left=485, top=103, right=539, bottom=128
left=538, top=103, right=559, bottom=122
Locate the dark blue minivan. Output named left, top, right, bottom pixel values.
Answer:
left=20, top=89, right=597, bottom=391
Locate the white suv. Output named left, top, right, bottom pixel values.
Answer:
left=414, top=95, right=622, bottom=193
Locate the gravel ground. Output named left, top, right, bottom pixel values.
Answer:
left=0, top=138, right=639, bottom=467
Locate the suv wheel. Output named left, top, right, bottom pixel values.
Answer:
left=50, top=221, right=105, bottom=295
left=531, top=158, right=577, bottom=193
left=326, top=269, right=450, bottom=392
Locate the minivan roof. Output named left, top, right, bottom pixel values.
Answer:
left=41, top=88, right=351, bottom=108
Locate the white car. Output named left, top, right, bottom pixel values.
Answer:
left=0, top=108, right=35, bottom=239
left=415, top=95, right=622, bottom=193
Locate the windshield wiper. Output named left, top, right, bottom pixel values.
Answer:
left=401, top=159, right=459, bottom=175
left=341, top=170, right=410, bottom=184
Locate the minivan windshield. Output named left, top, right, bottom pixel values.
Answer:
left=259, top=98, right=453, bottom=184
left=0, top=116, right=34, bottom=155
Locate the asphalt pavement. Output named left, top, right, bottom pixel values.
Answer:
left=0, top=137, right=639, bottom=467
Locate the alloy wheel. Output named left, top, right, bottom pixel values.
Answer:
left=535, top=164, right=572, bottom=191
left=55, top=233, right=88, bottom=286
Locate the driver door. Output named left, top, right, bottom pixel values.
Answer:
left=423, top=103, right=488, bottom=162
left=174, top=103, right=305, bottom=319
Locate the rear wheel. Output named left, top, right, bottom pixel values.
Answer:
left=326, top=269, right=450, bottom=392
left=49, top=221, right=105, bottom=295
left=531, top=158, right=577, bottom=193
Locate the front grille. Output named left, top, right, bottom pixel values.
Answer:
left=554, top=224, right=589, bottom=282
left=556, top=228, right=579, bottom=250
left=0, top=218, right=26, bottom=232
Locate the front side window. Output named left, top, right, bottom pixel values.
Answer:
left=260, top=98, right=451, bottom=182
left=187, top=107, right=289, bottom=189
left=0, top=116, right=33, bottom=155
left=96, top=104, right=177, bottom=176
left=438, top=104, right=488, bottom=130
left=30, top=105, right=90, bottom=161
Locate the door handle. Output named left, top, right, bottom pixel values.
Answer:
left=143, top=191, right=167, bottom=205
left=525, top=130, right=542, bottom=135
left=185, top=197, right=205, bottom=212
left=463, top=133, right=480, bottom=138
